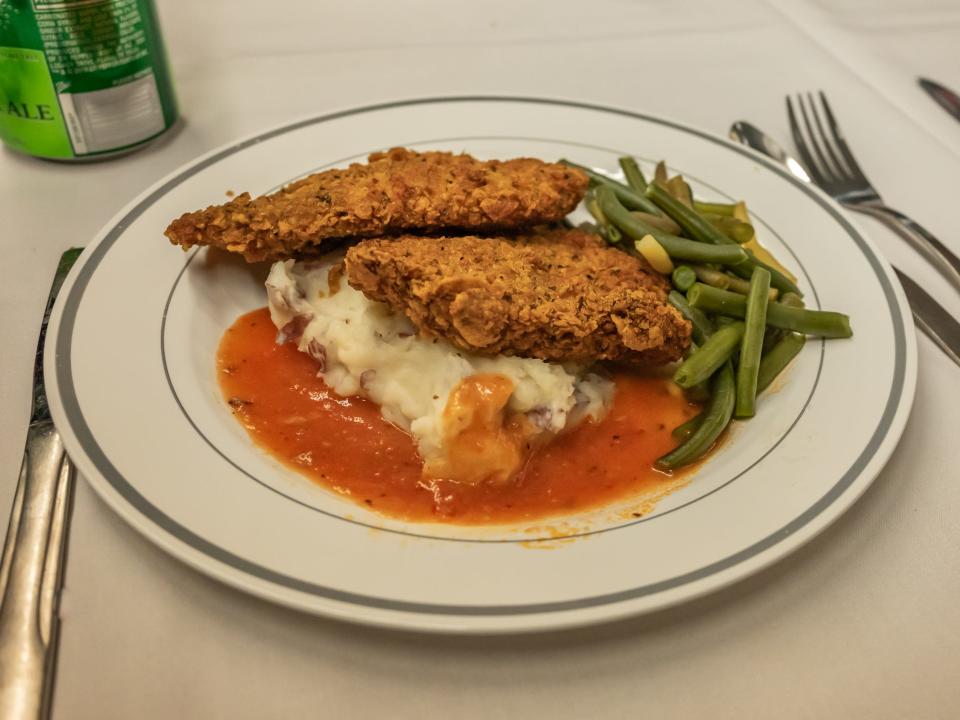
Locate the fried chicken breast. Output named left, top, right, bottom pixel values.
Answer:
left=165, top=148, right=588, bottom=262
left=344, top=229, right=691, bottom=366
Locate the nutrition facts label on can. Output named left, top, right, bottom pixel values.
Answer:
left=33, top=0, right=150, bottom=78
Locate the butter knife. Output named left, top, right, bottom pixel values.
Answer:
left=895, top=268, right=960, bottom=366
left=729, top=121, right=960, bottom=368
left=919, top=78, right=960, bottom=124
left=0, top=248, right=83, bottom=720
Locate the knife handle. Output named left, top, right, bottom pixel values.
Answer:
left=0, top=422, right=74, bottom=720
left=859, top=203, right=960, bottom=295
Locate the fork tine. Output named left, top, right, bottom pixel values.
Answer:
left=786, top=96, right=826, bottom=186
left=807, top=92, right=847, bottom=179
left=818, top=91, right=870, bottom=185
left=798, top=94, right=837, bottom=183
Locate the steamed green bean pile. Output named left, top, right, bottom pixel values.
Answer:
left=562, top=157, right=853, bottom=471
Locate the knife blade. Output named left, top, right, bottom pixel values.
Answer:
left=918, top=78, right=960, bottom=124
left=0, top=248, right=83, bottom=720
left=894, top=268, right=960, bottom=366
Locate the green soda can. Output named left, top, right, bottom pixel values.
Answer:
left=0, top=0, right=177, bottom=161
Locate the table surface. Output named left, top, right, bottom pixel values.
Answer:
left=3, top=0, right=960, bottom=717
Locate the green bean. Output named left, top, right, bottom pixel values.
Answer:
left=657, top=361, right=735, bottom=470
left=720, top=271, right=780, bottom=300
left=762, top=326, right=786, bottom=355
left=729, top=253, right=802, bottom=297
left=671, top=414, right=704, bottom=441
left=631, top=211, right=681, bottom=235
left=595, top=192, right=673, bottom=244
left=705, top=215, right=755, bottom=244
left=645, top=182, right=735, bottom=246
left=734, top=267, right=771, bottom=418
left=687, top=284, right=853, bottom=338
left=693, top=200, right=737, bottom=216
left=586, top=190, right=622, bottom=244
left=618, top=156, right=647, bottom=192
left=686, top=283, right=745, bottom=315
left=690, top=265, right=731, bottom=290
left=598, top=224, right=622, bottom=244
left=585, top=190, right=605, bottom=224
left=666, top=176, right=694, bottom=207
left=642, top=234, right=746, bottom=266
left=645, top=184, right=803, bottom=296
left=672, top=265, right=697, bottom=292
left=685, top=382, right=712, bottom=403
left=673, top=322, right=745, bottom=389
left=654, top=160, right=668, bottom=184
left=757, top=333, right=807, bottom=393
left=680, top=342, right=712, bottom=402
left=668, top=290, right=714, bottom=345
left=595, top=188, right=749, bottom=266
left=559, top=159, right=662, bottom=215
left=779, top=292, right=805, bottom=309
left=722, top=273, right=751, bottom=295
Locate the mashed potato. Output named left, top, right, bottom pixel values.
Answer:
left=266, top=257, right=613, bottom=483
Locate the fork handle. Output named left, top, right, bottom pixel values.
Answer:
left=0, top=422, right=74, bottom=720
left=855, top=203, right=960, bottom=294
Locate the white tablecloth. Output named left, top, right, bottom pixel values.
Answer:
left=2, top=1, right=960, bottom=717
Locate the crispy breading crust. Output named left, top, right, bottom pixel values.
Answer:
left=344, top=229, right=692, bottom=366
left=164, top=148, right=588, bottom=262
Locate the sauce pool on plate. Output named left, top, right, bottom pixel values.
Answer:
left=218, top=308, right=700, bottom=524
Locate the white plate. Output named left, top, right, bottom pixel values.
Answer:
left=46, top=97, right=916, bottom=633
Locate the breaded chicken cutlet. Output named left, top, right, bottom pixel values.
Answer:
left=344, top=229, right=692, bottom=366
left=165, top=148, right=588, bottom=262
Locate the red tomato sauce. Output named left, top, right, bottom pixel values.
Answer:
left=218, top=308, right=700, bottom=524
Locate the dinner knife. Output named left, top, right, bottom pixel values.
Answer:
left=0, top=248, right=83, bottom=720
left=894, top=268, right=960, bottom=366
left=729, top=121, right=960, bottom=368
left=918, top=78, right=960, bottom=124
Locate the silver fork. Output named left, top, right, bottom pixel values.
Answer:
left=787, top=91, right=960, bottom=294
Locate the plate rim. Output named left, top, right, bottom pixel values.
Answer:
left=45, top=95, right=917, bottom=633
